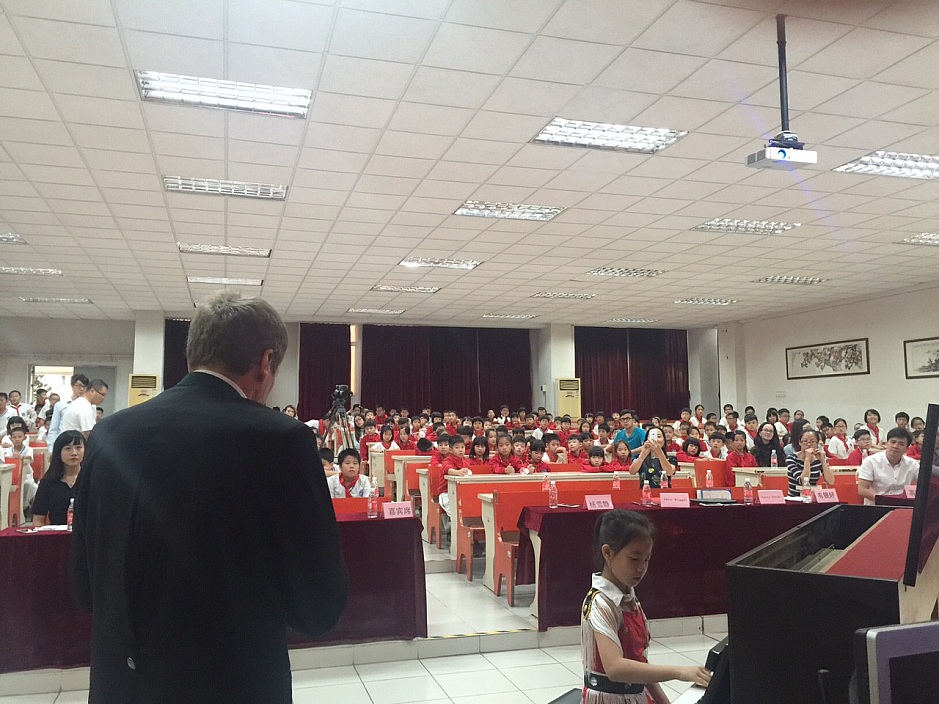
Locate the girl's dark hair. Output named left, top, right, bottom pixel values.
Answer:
left=48, top=430, right=85, bottom=482
left=682, top=437, right=701, bottom=454
left=470, top=436, right=489, bottom=460
left=593, top=510, right=655, bottom=571
left=380, top=424, right=394, bottom=440
left=588, top=445, right=605, bottom=458
left=789, top=418, right=810, bottom=448
left=864, top=408, right=881, bottom=423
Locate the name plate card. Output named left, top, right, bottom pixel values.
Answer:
left=660, top=493, right=691, bottom=508
left=905, top=485, right=917, bottom=499
left=813, top=487, right=839, bottom=503
left=758, top=489, right=786, bottom=505
left=585, top=494, right=614, bottom=511
left=382, top=502, right=414, bottom=519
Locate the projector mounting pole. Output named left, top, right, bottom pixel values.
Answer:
left=769, top=14, right=803, bottom=149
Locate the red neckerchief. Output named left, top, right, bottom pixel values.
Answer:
left=380, top=440, right=394, bottom=450
left=866, top=424, right=880, bottom=444
left=339, top=474, right=359, bottom=497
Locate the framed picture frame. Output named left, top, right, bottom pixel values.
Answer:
left=785, top=338, right=870, bottom=380
left=904, top=337, right=939, bottom=379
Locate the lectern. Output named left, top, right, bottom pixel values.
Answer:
left=726, top=504, right=939, bottom=704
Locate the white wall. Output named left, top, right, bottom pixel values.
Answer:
left=269, top=322, right=300, bottom=411
left=530, top=324, right=576, bottom=414
left=0, top=317, right=135, bottom=411
left=687, top=327, right=720, bottom=414
left=736, top=284, right=939, bottom=425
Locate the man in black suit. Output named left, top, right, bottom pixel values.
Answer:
left=71, top=292, right=347, bottom=704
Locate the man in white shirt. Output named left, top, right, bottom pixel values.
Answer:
left=61, top=379, right=108, bottom=439
left=46, top=374, right=88, bottom=446
left=857, top=428, right=919, bottom=506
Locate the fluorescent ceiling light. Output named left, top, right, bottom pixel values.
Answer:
left=348, top=308, right=403, bottom=315
left=607, top=318, right=659, bottom=324
left=399, top=257, right=480, bottom=270
left=755, top=275, right=827, bottom=285
left=899, top=232, right=939, bottom=247
left=0, top=266, right=62, bottom=276
left=692, top=218, right=801, bottom=235
left=532, top=291, right=596, bottom=299
left=178, top=242, right=271, bottom=258
left=1, top=232, right=26, bottom=245
left=187, top=276, right=262, bottom=286
left=19, top=297, right=91, bottom=304
left=164, top=176, right=287, bottom=200
left=588, top=267, right=664, bottom=278
left=454, top=200, right=564, bottom=222
left=135, top=70, right=311, bottom=119
left=533, top=117, right=687, bottom=154
left=675, top=297, right=736, bottom=306
left=370, top=285, right=440, bottom=293
left=482, top=313, right=537, bottom=319
left=834, top=151, right=939, bottom=180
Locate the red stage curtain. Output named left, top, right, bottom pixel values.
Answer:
left=298, top=323, right=351, bottom=421
left=361, top=325, right=531, bottom=415
left=163, top=319, right=190, bottom=389
left=574, top=327, right=690, bottom=420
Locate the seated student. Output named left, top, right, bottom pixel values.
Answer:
left=543, top=432, right=566, bottom=463
left=468, top=436, right=489, bottom=465
left=319, top=447, right=337, bottom=477
left=431, top=434, right=450, bottom=466
left=582, top=445, right=609, bottom=473
left=395, top=418, right=414, bottom=450
left=846, top=429, right=873, bottom=466
left=702, top=420, right=719, bottom=442
left=742, top=413, right=759, bottom=450
left=1, top=415, right=28, bottom=448
left=556, top=416, right=572, bottom=446
left=595, top=423, right=614, bottom=458
left=35, top=410, right=52, bottom=443
left=706, top=433, right=727, bottom=460
left=424, top=422, right=441, bottom=443
left=609, top=440, right=633, bottom=471
left=443, top=409, right=459, bottom=436
left=358, top=420, right=381, bottom=459
left=908, top=429, right=924, bottom=460
left=676, top=437, right=703, bottom=464
left=690, top=404, right=706, bottom=428
left=786, top=429, right=834, bottom=497
left=567, top=433, right=590, bottom=465
left=512, top=436, right=529, bottom=464
left=774, top=408, right=791, bottom=436
left=687, top=426, right=705, bottom=445
left=663, top=425, right=681, bottom=454
left=485, top=428, right=498, bottom=454
left=2, top=420, right=36, bottom=508
left=373, top=424, right=400, bottom=453
left=471, top=416, right=485, bottom=439
left=827, top=418, right=853, bottom=459
left=415, top=437, right=434, bottom=457
left=724, top=430, right=757, bottom=486
left=819, top=422, right=835, bottom=455
left=32, top=430, right=84, bottom=526
left=490, top=433, right=524, bottom=474
left=672, top=407, right=693, bottom=430
left=911, top=416, right=926, bottom=432
left=531, top=415, right=551, bottom=440
left=458, top=425, right=475, bottom=448
left=438, top=436, right=473, bottom=518
left=527, top=439, right=552, bottom=473
left=858, top=428, right=918, bottom=506
left=629, top=429, right=676, bottom=488
left=511, top=426, right=527, bottom=442
left=326, top=449, right=372, bottom=498
left=895, top=412, right=910, bottom=431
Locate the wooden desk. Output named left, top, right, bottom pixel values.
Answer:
left=392, top=455, right=426, bottom=502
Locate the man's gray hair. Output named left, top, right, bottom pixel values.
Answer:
left=187, top=291, right=288, bottom=375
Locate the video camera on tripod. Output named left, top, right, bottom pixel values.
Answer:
left=326, top=384, right=354, bottom=451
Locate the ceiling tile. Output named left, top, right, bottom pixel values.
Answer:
left=329, top=8, right=437, bottom=62
left=798, top=27, right=932, bottom=79
left=124, top=29, right=225, bottom=77
left=115, top=0, right=223, bottom=39
left=511, top=36, right=622, bottom=84
left=228, top=0, right=332, bottom=52
left=423, top=23, right=532, bottom=74
left=633, top=1, right=765, bottom=57
left=402, top=66, right=501, bottom=109
left=227, top=44, right=322, bottom=87
left=318, top=55, right=414, bottom=100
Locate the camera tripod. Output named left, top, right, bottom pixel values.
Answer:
left=326, top=398, right=355, bottom=452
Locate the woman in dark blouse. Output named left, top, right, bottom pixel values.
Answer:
left=751, top=422, right=787, bottom=467
left=32, top=430, right=85, bottom=526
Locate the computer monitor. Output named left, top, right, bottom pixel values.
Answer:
left=903, top=404, right=939, bottom=587
left=853, top=621, right=939, bottom=704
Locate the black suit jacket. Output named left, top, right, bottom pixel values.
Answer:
left=71, top=372, right=347, bottom=704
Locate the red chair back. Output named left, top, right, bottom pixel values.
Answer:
left=832, top=473, right=862, bottom=505
left=31, top=448, right=46, bottom=482
left=404, top=461, right=429, bottom=495
left=760, top=474, right=790, bottom=493
left=331, top=496, right=391, bottom=515
left=693, top=458, right=726, bottom=488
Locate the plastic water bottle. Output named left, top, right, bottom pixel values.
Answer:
left=641, top=479, right=652, bottom=506
left=612, top=471, right=621, bottom=490
left=542, top=470, right=550, bottom=492
left=770, top=453, right=778, bottom=468
left=705, top=469, right=714, bottom=488
left=67, top=498, right=75, bottom=531
left=548, top=480, right=558, bottom=509
left=367, top=477, right=378, bottom=518
left=801, top=476, right=813, bottom=503
left=744, top=480, right=753, bottom=505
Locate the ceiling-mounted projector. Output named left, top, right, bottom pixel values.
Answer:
left=745, top=16, right=817, bottom=170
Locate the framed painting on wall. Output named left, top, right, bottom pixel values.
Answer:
left=785, top=338, right=870, bottom=380
left=904, top=337, right=939, bottom=379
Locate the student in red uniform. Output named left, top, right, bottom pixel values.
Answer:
left=512, top=436, right=529, bottom=465
left=582, top=446, right=609, bottom=473
left=358, top=419, right=380, bottom=460
left=543, top=433, right=566, bottom=463
left=431, top=434, right=450, bottom=466
left=556, top=416, right=572, bottom=446
left=723, top=430, right=757, bottom=486
left=437, top=436, right=472, bottom=519
left=485, top=428, right=498, bottom=454
left=443, top=409, right=459, bottom=436
left=567, top=433, right=589, bottom=464
left=415, top=437, right=433, bottom=456
left=846, top=429, right=873, bottom=465
left=527, top=439, right=552, bottom=473
left=908, top=430, right=924, bottom=460
left=609, top=440, right=632, bottom=471
left=374, top=405, right=388, bottom=426
left=490, top=433, right=524, bottom=474
left=468, top=436, right=489, bottom=466
left=664, top=425, right=682, bottom=454
left=579, top=420, right=595, bottom=440
left=676, top=438, right=703, bottom=464
left=471, top=417, right=485, bottom=439
left=396, top=421, right=416, bottom=451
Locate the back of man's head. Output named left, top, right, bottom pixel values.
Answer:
left=187, top=291, right=288, bottom=376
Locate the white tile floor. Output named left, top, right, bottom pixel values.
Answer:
left=3, top=546, right=725, bottom=704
